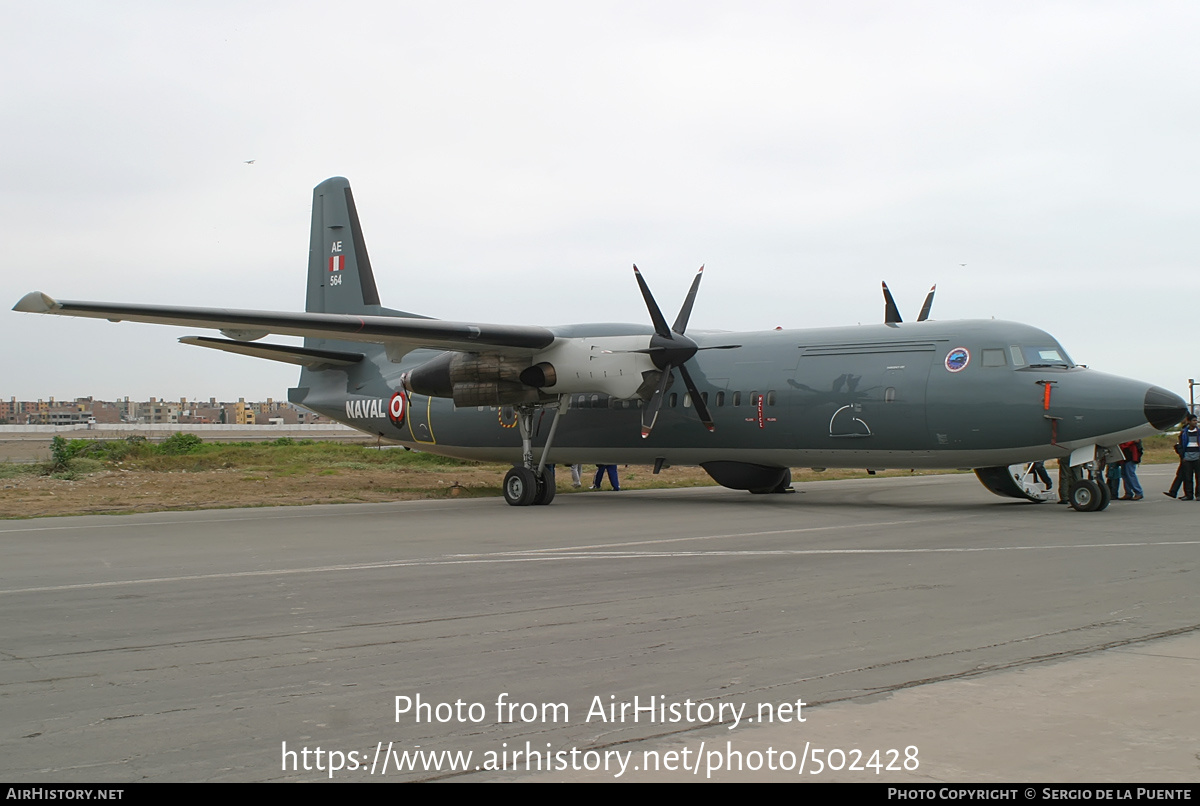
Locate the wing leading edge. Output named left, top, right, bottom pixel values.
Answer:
left=13, top=292, right=556, bottom=357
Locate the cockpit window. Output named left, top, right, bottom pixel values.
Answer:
left=981, top=349, right=1007, bottom=367
left=1023, top=346, right=1073, bottom=367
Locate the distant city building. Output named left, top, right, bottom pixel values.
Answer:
left=0, top=395, right=325, bottom=425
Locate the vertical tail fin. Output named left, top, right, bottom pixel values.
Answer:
left=306, top=177, right=382, bottom=315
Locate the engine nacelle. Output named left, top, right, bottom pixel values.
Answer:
left=402, top=336, right=659, bottom=406
left=402, top=352, right=541, bottom=406
left=527, top=336, right=656, bottom=399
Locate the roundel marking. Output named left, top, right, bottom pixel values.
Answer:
left=388, top=392, right=406, bottom=426
left=944, top=347, right=970, bottom=373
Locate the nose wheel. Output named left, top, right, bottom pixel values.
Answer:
left=1068, top=479, right=1110, bottom=512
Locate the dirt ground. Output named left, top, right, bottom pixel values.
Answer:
left=0, top=462, right=728, bottom=518
left=1, top=433, right=1179, bottom=520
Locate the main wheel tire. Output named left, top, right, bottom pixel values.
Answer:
left=1068, top=479, right=1102, bottom=512
left=503, top=467, right=537, bottom=507
left=533, top=466, right=556, bottom=506
left=1095, top=479, right=1111, bottom=511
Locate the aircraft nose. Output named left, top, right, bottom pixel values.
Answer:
left=1144, top=386, right=1187, bottom=430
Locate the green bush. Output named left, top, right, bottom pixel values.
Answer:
left=156, top=433, right=204, bottom=455
left=49, top=436, right=72, bottom=472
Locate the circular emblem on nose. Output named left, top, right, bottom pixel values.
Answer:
left=944, top=347, right=970, bottom=373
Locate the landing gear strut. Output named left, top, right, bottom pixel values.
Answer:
left=503, top=397, right=565, bottom=507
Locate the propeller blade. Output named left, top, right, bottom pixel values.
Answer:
left=633, top=265, right=673, bottom=339
left=671, top=265, right=704, bottom=334
left=917, top=284, right=936, bottom=321
left=630, top=266, right=722, bottom=438
left=882, top=281, right=903, bottom=324
left=677, top=363, right=715, bottom=431
left=640, top=369, right=673, bottom=438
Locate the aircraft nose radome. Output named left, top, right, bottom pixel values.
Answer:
left=1144, top=386, right=1187, bottom=430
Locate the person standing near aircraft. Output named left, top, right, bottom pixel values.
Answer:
left=1164, top=439, right=1187, bottom=499
left=1031, top=460, right=1053, bottom=492
left=592, top=465, right=620, bottom=491
left=1057, top=458, right=1083, bottom=505
left=1104, top=453, right=1122, bottom=498
left=1118, top=440, right=1143, bottom=500
left=1178, top=415, right=1200, bottom=500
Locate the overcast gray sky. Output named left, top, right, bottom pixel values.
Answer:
left=4, top=1, right=1197, bottom=403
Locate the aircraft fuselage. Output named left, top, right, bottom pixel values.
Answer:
left=295, top=317, right=1168, bottom=471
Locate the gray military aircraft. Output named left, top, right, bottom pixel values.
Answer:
left=14, top=177, right=1187, bottom=510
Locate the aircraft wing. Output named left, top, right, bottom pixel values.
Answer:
left=13, top=292, right=556, bottom=355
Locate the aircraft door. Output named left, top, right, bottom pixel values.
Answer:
left=876, top=350, right=935, bottom=447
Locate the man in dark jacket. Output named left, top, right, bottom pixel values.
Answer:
left=1179, top=415, right=1200, bottom=500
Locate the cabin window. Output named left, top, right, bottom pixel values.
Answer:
left=766, top=390, right=776, bottom=406
left=716, top=391, right=725, bottom=407
left=982, top=349, right=1007, bottom=367
left=701, top=392, right=709, bottom=406
left=732, top=391, right=742, bottom=407
left=884, top=387, right=896, bottom=403
left=683, top=393, right=691, bottom=408
left=669, top=393, right=678, bottom=408
left=750, top=391, right=760, bottom=406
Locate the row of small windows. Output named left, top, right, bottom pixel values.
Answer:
left=479, top=391, right=781, bottom=412
left=567, top=391, right=778, bottom=410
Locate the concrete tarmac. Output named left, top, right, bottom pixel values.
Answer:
left=1, top=466, right=1196, bottom=782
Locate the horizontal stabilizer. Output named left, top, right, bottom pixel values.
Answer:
left=14, top=293, right=557, bottom=356
left=179, top=337, right=364, bottom=369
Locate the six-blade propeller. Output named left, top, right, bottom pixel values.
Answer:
left=631, top=265, right=739, bottom=439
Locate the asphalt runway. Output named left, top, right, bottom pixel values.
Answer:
left=1, top=467, right=1197, bottom=783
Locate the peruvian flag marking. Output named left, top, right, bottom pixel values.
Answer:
left=329, top=255, right=345, bottom=272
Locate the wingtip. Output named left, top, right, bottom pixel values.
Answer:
left=13, top=292, right=58, bottom=314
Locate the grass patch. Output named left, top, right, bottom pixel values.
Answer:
left=41, top=434, right=484, bottom=475
left=0, top=464, right=42, bottom=480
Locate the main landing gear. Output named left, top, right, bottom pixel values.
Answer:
left=503, top=398, right=565, bottom=507
left=503, top=465, right=556, bottom=506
